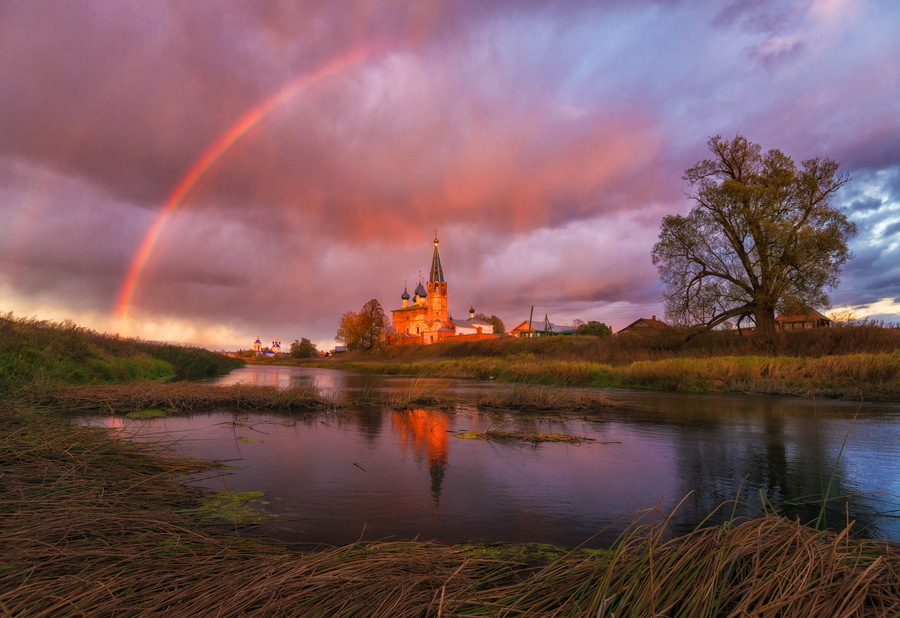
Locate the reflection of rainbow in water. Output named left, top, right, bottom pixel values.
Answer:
left=392, top=409, right=450, bottom=515
left=112, top=48, right=368, bottom=332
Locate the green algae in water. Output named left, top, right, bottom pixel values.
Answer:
left=236, top=437, right=268, bottom=443
left=455, top=431, right=592, bottom=444
left=195, top=490, right=275, bottom=523
left=126, top=407, right=176, bottom=420
left=455, top=431, right=484, bottom=440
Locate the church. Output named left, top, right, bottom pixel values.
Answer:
left=387, top=234, right=499, bottom=345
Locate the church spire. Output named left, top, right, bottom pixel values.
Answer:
left=429, top=230, right=444, bottom=283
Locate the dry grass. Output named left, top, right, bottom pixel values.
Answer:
left=478, top=383, right=618, bottom=411
left=2, top=405, right=899, bottom=616
left=27, top=380, right=338, bottom=413
left=459, top=510, right=900, bottom=617
left=0, top=404, right=503, bottom=617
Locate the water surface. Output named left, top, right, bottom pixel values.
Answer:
left=83, top=365, right=900, bottom=548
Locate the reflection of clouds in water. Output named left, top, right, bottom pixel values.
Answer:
left=202, top=365, right=356, bottom=390
left=91, top=374, right=900, bottom=545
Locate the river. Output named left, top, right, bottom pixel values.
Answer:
left=80, top=365, right=900, bottom=548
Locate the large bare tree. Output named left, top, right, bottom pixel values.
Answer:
left=652, top=135, right=855, bottom=335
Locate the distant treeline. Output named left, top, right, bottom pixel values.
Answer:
left=0, top=314, right=244, bottom=392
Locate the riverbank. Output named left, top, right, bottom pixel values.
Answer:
left=0, top=314, right=244, bottom=391
left=318, top=328, right=900, bottom=398
left=2, top=403, right=898, bottom=616
left=324, top=353, right=900, bottom=398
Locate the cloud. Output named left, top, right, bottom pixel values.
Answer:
left=1, top=0, right=899, bottom=345
left=747, top=36, right=805, bottom=68
left=849, top=197, right=883, bottom=213
left=880, top=220, right=900, bottom=238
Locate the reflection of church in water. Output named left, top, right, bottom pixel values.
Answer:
left=391, top=409, right=449, bottom=515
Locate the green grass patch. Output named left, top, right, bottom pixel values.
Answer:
left=125, top=407, right=175, bottom=420
left=0, top=313, right=244, bottom=396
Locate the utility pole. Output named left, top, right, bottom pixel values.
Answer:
left=528, top=305, right=534, bottom=338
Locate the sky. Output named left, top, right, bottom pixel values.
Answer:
left=1, top=0, right=898, bottom=352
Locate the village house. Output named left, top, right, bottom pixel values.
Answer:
left=387, top=234, right=501, bottom=345
left=509, top=319, right=574, bottom=338
left=618, top=316, right=670, bottom=334
left=774, top=309, right=831, bottom=331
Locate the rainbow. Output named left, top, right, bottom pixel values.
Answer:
left=113, top=49, right=367, bottom=330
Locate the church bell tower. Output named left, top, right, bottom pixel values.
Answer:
left=427, top=232, right=448, bottom=323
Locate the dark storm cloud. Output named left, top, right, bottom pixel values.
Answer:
left=1, top=0, right=899, bottom=345
left=849, top=197, right=883, bottom=213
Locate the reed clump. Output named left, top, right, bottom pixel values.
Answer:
left=386, top=382, right=456, bottom=410
left=478, top=383, right=618, bottom=411
left=455, top=512, right=900, bottom=617
left=29, top=380, right=337, bottom=413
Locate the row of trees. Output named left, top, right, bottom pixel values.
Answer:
left=474, top=313, right=505, bottom=335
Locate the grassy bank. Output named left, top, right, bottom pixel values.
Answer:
left=340, top=324, right=900, bottom=364
left=29, top=381, right=337, bottom=414
left=0, top=314, right=244, bottom=391
left=2, top=403, right=898, bottom=616
left=321, top=328, right=900, bottom=398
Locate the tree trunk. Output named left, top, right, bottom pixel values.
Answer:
left=755, top=306, right=777, bottom=337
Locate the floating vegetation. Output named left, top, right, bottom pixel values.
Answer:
left=30, top=380, right=338, bottom=413
left=456, top=430, right=594, bottom=444
left=192, top=490, right=274, bottom=523
left=477, top=383, right=618, bottom=411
